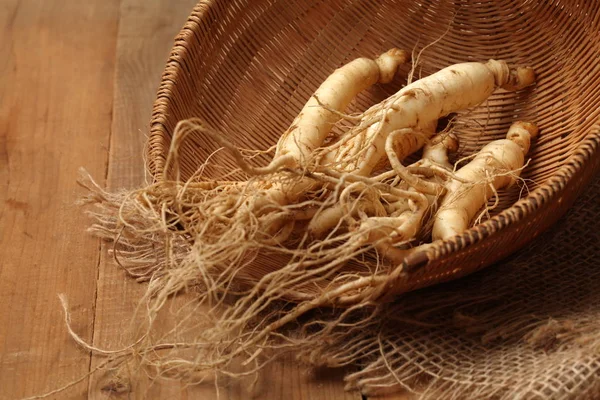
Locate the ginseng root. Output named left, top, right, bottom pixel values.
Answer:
left=276, top=48, right=410, bottom=165
left=432, top=121, right=539, bottom=240
left=362, top=132, right=462, bottom=259
left=381, top=121, right=539, bottom=264
left=320, top=59, right=536, bottom=176
left=239, top=49, right=411, bottom=237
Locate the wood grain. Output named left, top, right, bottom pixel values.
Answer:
left=0, top=1, right=369, bottom=399
left=86, top=0, right=208, bottom=398
left=86, top=1, right=361, bottom=399
left=0, top=0, right=120, bottom=399
left=368, top=393, right=412, bottom=400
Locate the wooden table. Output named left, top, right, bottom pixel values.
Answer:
left=0, top=1, right=408, bottom=399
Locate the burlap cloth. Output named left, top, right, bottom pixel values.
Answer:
left=318, top=171, right=600, bottom=398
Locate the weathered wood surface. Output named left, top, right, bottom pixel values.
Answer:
left=0, top=1, right=367, bottom=399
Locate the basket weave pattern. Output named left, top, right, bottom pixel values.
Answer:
left=148, top=0, right=600, bottom=295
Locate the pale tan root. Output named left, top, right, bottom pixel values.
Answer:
left=156, top=49, right=412, bottom=241
left=305, top=163, right=434, bottom=247
left=306, top=181, right=388, bottom=238
left=252, top=49, right=411, bottom=236
left=320, top=59, right=536, bottom=176
left=76, top=174, right=397, bottom=384
left=407, top=132, right=466, bottom=234
left=346, top=189, right=429, bottom=263
left=421, top=131, right=459, bottom=170
left=159, top=120, right=309, bottom=243
left=372, top=122, right=539, bottom=263
left=366, top=132, right=460, bottom=263
left=306, top=171, right=405, bottom=239
left=309, top=125, right=457, bottom=241
left=403, top=129, right=462, bottom=183
left=385, top=128, right=446, bottom=196
left=308, top=128, right=460, bottom=244
left=275, top=48, right=410, bottom=165
left=432, top=121, right=539, bottom=240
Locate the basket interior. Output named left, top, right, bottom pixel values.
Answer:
left=148, top=0, right=600, bottom=296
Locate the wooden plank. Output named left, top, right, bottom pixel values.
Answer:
left=252, top=358, right=360, bottom=400
left=86, top=0, right=202, bottom=398
left=87, top=0, right=361, bottom=398
left=0, top=0, right=120, bottom=399
left=368, top=392, right=412, bottom=400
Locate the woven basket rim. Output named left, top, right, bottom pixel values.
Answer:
left=148, top=0, right=600, bottom=277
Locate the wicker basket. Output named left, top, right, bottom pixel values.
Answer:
left=147, top=0, right=600, bottom=298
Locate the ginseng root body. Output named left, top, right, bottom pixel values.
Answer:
left=321, top=60, right=535, bottom=176
left=432, top=121, right=539, bottom=240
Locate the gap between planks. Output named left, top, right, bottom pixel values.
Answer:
left=0, top=0, right=120, bottom=399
